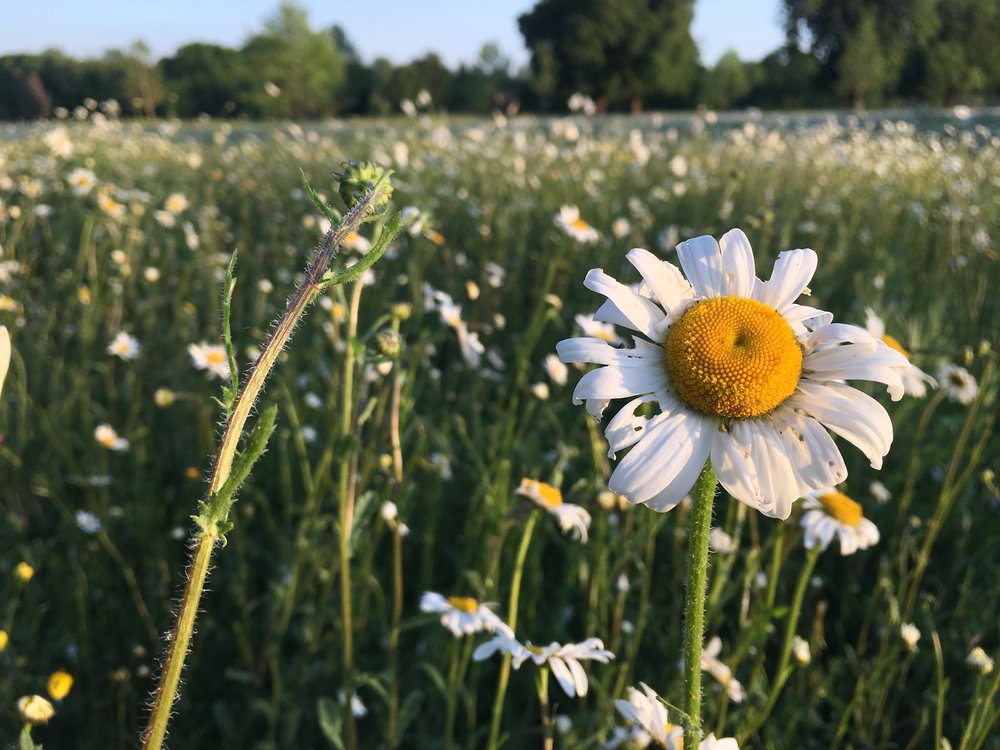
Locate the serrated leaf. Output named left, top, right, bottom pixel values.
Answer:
left=301, top=168, right=341, bottom=225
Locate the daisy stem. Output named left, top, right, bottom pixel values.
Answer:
left=141, top=179, right=391, bottom=750
left=537, top=665, right=553, bottom=750
left=486, top=510, right=539, bottom=750
left=739, top=543, right=821, bottom=743
left=681, top=461, right=717, bottom=750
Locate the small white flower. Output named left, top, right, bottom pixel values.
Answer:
left=188, top=342, right=231, bottom=380
left=966, top=646, right=994, bottom=674
left=473, top=634, right=613, bottom=698
left=611, top=217, right=631, bottom=239
left=609, top=682, right=740, bottom=749
left=336, top=690, right=367, bottom=718
left=95, top=424, right=129, bottom=452
left=107, top=331, right=140, bottom=361
left=420, top=592, right=512, bottom=638
left=0, top=326, right=10, bottom=399
left=544, top=353, right=569, bottom=386
left=800, top=488, right=880, bottom=556
left=869, top=480, right=893, bottom=504
left=709, top=527, right=736, bottom=554
left=864, top=309, right=936, bottom=397
left=701, top=637, right=745, bottom=703
left=554, top=205, right=600, bottom=244
left=74, top=510, right=101, bottom=535
left=792, top=635, right=811, bottom=665
left=516, top=478, right=591, bottom=543
left=901, top=623, right=921, bottom=651
left=937, top=363, right=978, bottom=405
left=380, top=501, right=398, bottom=521
left=530, top=382, right=550, bottom=400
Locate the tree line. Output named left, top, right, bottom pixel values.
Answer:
left=2, top=0, right=998, bottom=121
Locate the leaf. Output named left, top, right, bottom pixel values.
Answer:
left=300, top=168, right=342, bottom=225
left=396, top=690, right=425, bottom=744
left=321, top=212, right=402, bottom=289
left=316, top=697, right=345, bottom=750
left=220, top=250, right=240, bottom=412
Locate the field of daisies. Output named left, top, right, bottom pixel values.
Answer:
left=1, top=107, right=999, bottom=749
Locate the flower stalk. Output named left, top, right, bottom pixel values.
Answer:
left=141, top=169, right=397, bottom=750
left=682, top=461, right=717, bottom=749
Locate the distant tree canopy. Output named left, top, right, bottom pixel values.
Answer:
left=518, top=0, right=698, bottom=112
left=1, top=0, right=999, bottom=120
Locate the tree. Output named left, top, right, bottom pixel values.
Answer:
left=159, top=43, right=248, bottom=117
left=104, top=41, right=164, bottom=117
left=701, top=50, right=751, bottom=110
left=518, top=0, right=697, bottom=113
left=240, top=1, right=345, bottom=117
left=783, top=0, right=939, bottom=108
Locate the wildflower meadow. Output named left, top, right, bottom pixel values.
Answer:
left=1, top=108, right=998, bottom=749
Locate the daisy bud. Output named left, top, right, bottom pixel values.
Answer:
left=966, top=646, right=994, bottom=674
left=154, top=388, right=175, bottom=407
left=900, top=623, right=921, bottom=651
left=18, top=695, right=55, bottom=725
left=390, top=302, right=412, bottom=321
left=335, top=161, right=392, bottom=215
left=792, top=635, right=811, bottom=665
left=376, top=330, right=402, bottom=358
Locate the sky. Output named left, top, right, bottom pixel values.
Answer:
left=0, top=0, right=786, bottom=68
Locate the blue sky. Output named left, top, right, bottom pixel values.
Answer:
left=0, top=0, right=785, bottom=67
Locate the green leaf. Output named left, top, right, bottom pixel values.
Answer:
left=301, top=168, right=342, bottom=225
left=320, top=212, right=402, bottom=289
left=396, top=690, right=425, bottom=744
left=20, top=726, right=40, bottom=750
left=316, top=696, right=345, bottom=749
left=221, top=251, right=240, bottom=413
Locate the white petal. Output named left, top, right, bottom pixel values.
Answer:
left=718, top=228, right=756, bottom=298
left=676, top=234, right=724, bottom=298
left=0, top=326, right=9, bottom=399
left=770, top=407, right=848, bottom=491
left=642, top=430, right=713, bottom=512
left=566, top=657, right=590, bottom=697
left=548, top=656, right=577, bottom=697
left=712, top=426, right=769, bottom=514
left=804, top=322, right=879, bottom=350
left=557, top=337, right=663, bottom=367
left=419, top=591, right=448, bottom=613
left=788, top=382, right=893, bottom=469
left=604, top=395, right=662, bottom=455
left=609, top=409, right=712, bottom=503
left=757, top=248, right=817, bottom=311
left=716, top=419, right=800, bottom=519
left=784, top=304, right=834, bottom=333
left=584, top=269, right=666, bottom=339
left=626, top=248, right=693, bottom=311
left=803, top=340, right=908, bottom=400
left=572, top=362, right=668, bottom=404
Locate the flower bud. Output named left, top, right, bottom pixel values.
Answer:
left=335, top=161, right=392, bottom=215
left=376, top=330, right=402, bottom=358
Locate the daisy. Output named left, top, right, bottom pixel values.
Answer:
left=544, top=353, right=568, bottom=386
left=937, top=363, right=978, bottom=405
left=473, top=633, right=614, bottom=697
left=95, top=424, right=129, bottom=452
left=800, top=487, right=880, bottom=555
left=864, top=309, right=936, bottom=397
left=900, top=623, right=921, bottom=651
left=188, top=342, right=231, bottom=380
left=67, top=167, right=97, bottom=196
left=557, top=228, right=907, bottom=519
left=17, top=695, right=55, bottom=725
left=555, top=205, right=600, bottom=244
left=420, top=591, right=513, bottom=638
left=966, top=647, right=994, bottom=675
left=573, top=313, right=621, bottom=346
left=516, top=478, right=592, bottom=542
left=107, top=331, right=140, bottom=361
left=701, top=636, right=745, bottom=703
left=609, top=682, right=740, bottom=749
left=164, top=193, right=189, bottom=215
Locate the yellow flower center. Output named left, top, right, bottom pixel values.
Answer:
left=527, top=480, right=563, bottom=508
left=446, top=596, right=479, bottom=613
left=881, top=334, right=910, bottom=360
left=665, top=297, right=802, bottom=418
left=818, top=491, right=863, bottom=526
left=206, top=350, right=227, bottom=366
left=526, top=645, right=545, bottom=655
left=570, top=218, right=592, bottom=232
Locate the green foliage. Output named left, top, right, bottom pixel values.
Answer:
left=518, top=0, right=698, bottom=110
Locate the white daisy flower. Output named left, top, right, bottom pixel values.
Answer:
left=342, top=231, right=371, bottom=254
left=337, top=689, right=367, bottom=718
left=557, top=228, right=908, bottom=519
left=573, top=313, right=622, bottom=346
left=95, top=424, right=129, bottom=452
left=609, top=682, right=740, bottom=749
left=420, top=591, right=513, bottom=638
left=900, top=623, right=921, bottom=651
left=800, top=487, right=880, bottom=555
left=516, top=478, right=592, bottom=543
left=544, top=353, right=569, bottom=386
left=701, top=636, right=745, bottom=703
left=709, top=527, right=736, bottom=554
left=937, top=362, right=978, bottom=405
left=869, top=480, right=892, bottom=504
left=188, top=342, right=231, bottom=380
left=555, top=205, right=600, bottom=244
left=107, top=331, right=140, bottom=361
left=74, top=510, right=101, bottom=535
left=164, top=193, right=189, bottom=216
left=67, top=167, right=97, bottom=196
left=473, top=633, right=614, bottom=698
left=966, top=647, right=994, bottom=675
left=864, top=308, right=936, bottom=397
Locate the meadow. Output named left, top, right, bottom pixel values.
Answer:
left=1, top=106, right=998, bottom=749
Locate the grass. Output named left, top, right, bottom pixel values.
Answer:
left=0, top=109, right=998, bottom=749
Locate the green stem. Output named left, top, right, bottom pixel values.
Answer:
left=486, top=510, right=539, bottom=750
left=387, top=523, right=404, bottom=747
left=682, top=462, right=717, bottom=750
left=739, top=543, right=820, bottom=743
left=537, top=664, right=553, bottom=750
left=444, top=639, right=462, bottom=750
left=338, top=277, right=365, bottom=750
left=141, top=181, right=388, bottom=750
